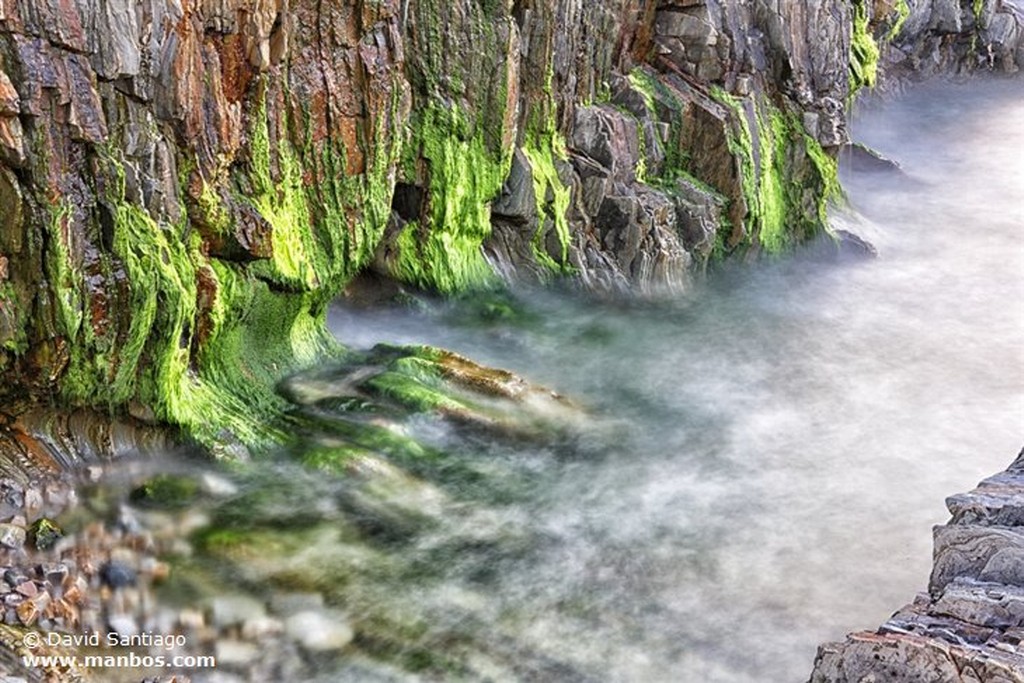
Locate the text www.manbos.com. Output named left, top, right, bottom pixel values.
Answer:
left=23, top=652, right=217, bottom=669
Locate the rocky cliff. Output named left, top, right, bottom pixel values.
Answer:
left=810, top=449, right=1024, bottom=682
left=0, top=0, right=1020, bottom=448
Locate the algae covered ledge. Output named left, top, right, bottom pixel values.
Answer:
left=0, top=0, right=1019, bottom=452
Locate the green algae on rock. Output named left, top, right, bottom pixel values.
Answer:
left=281, top=343, right=581, bottom=445
left=0, top=0, right=1019, bottom=456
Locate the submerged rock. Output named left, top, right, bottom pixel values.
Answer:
left=206, top=595, right=267, bottom=630
left=285, top=610, right=354, bottom=652
left=281, top=343, right=583, bottom=444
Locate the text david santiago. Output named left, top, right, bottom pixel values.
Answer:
left=42, top=631, right=187, bottom=650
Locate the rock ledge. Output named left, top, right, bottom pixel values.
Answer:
left=810, top=448, right=1024, bottom=682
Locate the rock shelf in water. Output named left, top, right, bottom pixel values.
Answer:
left=810, top=448, right=1024, bottom=682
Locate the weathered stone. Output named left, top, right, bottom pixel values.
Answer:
left=812, top=450, right=1024, bottom=680
left=571, top=106, right=641, bottom=182
left=284, top=610, right=354, bottom=652
left=0, top=70, right=18, bottom=115
left=571, top=154, right=612, bottom=218
left=673, top=177, right=725, bottom=259
left=933, top=579, right=1024, bottom=629
left=491, top=149, right=537, bottom=224
left=947, top=469, right=1024, bottom=527
left=0, top=169, right=22, bottom=250
left=980, top=548, right=1024, bottom=587
left=931, top=525, right=1024, bottom=595
left=99, top=561, right=137, bottom=589
left=833, top=230, right=879, bottom=261
left=809, top=629, right=1024, bottom=683
left=843, top=143, right=903, bottom=174
left=0, top=118, right=24, bottom=167
left=207, top=594, right=267, bottom=629
left=0, top=524, right=25, bottom=550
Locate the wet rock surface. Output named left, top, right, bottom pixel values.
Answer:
left=810, top=448, right=1024, bottom=682
left=0, top=349, right=595, bottom=681
left=2, top=0, right=1021, bottom=439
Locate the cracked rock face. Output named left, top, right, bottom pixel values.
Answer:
left=810, top=449, right=1024, bottom=682
left=0, top=0, right=1021, bottom=433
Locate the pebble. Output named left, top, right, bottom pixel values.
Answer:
left=23, top=487, right=42, bottom=518
left=207, top=595, right=266, bottom=629
left=99, top=561, right=138, bottom=588
left=284, top=610, right=354, bottom=652
left=14, top=581, right=35, bottom=597
left=215, top=639, right=260, bottom=667
left=241, top=615, right=284, bottom=640
left=178, top=608, right=205, bottom=630
left=4, top=568, right=28, bottom=587
left=201, top=473, right=238, bottom=497
left=108, top=612, right=140, bottom=637
left=0, top=524, right=25, bottom=550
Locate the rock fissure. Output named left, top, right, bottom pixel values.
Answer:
left=0, top=0, right=1020, bottom=453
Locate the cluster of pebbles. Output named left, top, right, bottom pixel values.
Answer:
left=0, top=464, right=359, bottom=683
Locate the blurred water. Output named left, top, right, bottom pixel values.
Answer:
left=325, top=78, right=1024, bottom=681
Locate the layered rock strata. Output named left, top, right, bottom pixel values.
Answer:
left=810, top=449, right=1024, bottom=682
left=0, top=1, right=1021, bottom=446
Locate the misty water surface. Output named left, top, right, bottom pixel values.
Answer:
left=325, top=78, right=1024, bottom=681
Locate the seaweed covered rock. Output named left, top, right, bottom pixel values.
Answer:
left=280, top=343, right=582, bottom=444
left=1, top=0, right=1020, bottom=450
left=0, top=0, right=408, bottom=450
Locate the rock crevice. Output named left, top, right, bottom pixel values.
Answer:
left=0, top=0, right=1021, bottom=445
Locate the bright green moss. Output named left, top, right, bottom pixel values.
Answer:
left=54, top=140, right=344, bottom=451
left=300, top=445, right=372, bottom=472
left=364, top=371, right=470, bottom=413
left=756, top=110, right=789, bottom=253
left=0, top=282, right=27, bottom=355
left=521, top=131, right=573, bottom=273
left=710, top=87, right=758, bottom=254
left=392, top=105, right=508, bottom=293
left=34, top=75, right=407, bottom=453
left=248, top=89, right=320, bottom=290
left=196, top=179, right=233, bottom=237
left=627, top=71, right=658, bottom=113
left=710, top=88, right=836, bottom=255
left=244, top=77, right=404, bottom=296
left=624, top=68, right=693, bottom=184
left=392, top=0, right=519, bottom=293
left=45, top=200, right=84, bottom=340
left=297, top=420, right=433, bottom=468
left=28, top=519, right=63, bottom=550
left=188, top=258, right=340, bottom=446
left=803, top=132, right=843, bottom=224
left=886, top=0, right=911, bottom=40
left=850, top=0, right=880, bottom=95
